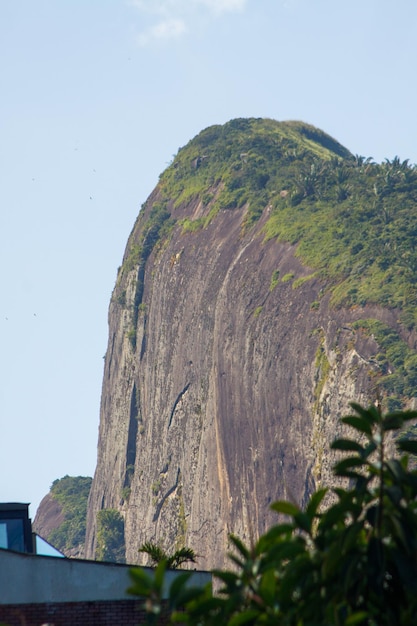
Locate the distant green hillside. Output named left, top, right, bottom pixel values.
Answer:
left=48, top=475, right=92, bottom=554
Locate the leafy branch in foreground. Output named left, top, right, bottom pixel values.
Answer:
left=128, top=403, right=417, bottom=625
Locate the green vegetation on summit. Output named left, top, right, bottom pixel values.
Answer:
left=159, top=118, right=351, bottom=231
left=157, top=118, right=417, bottom=325
left=119, top=118, right=417, bottom=410
left=47, top=475, right=92, bottom=554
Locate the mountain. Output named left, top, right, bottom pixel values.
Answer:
left=84, top=118, right=417, bottom=570
left=34, top=475, right=92, bottom=558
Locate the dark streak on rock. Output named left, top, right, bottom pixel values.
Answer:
left=152, top=468, right=180, bottom=522
left=168, top=383, right=191, bottom=429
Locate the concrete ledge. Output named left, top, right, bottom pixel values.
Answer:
left=0, top=548, right=211, bottom=605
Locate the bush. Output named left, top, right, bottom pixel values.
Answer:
left=128, top=403, right=417, bottom=625
left=269, top=269, right=280, bottom=292
left=95, top=509, right=125, bottom=563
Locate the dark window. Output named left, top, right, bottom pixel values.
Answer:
left=0, top=518, right=25, bottom=551
left=0, top=504, right=34, bottom=553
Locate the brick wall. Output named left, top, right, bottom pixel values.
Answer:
left=0, top=599, right=170, bottom=626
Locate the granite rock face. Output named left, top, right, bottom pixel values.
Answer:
left=85, top=120, right=407, bottom=569
left=33, top=493, right=65, bottom=544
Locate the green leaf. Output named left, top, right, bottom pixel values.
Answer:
left=385, top=485, right=403, bottom=506
left=278, top=552, right=312, bottom=600
left=362, top=440, right=377, bottom=458
left=268, top=539, right=306, bottom=563
left=322, top=542, right=344, bottom=578
left=306, top=488, right=328, bottom=518
left=390, top=514, right=411, bottom=553
left=365, top=504, right=378, bottom=528
left=139, top=541, right=165, bottom=564
left=342, top=521, right=365, bottom=553
left=385, top=459, right=407, bottom=482
left=168, top=572, right=194, bottom=606
left=170, top=611, right=189, bottom=623
left=349, top=402, right=380, bottom=423
left=127, top=567, right=153, bottom=596
left=172, top=587, right=208, bottom=612
left=398, top=439, right=417, bottom=455
left=270, top=501, right=300, bottom=517
left=172, top=596, right=224, bottom=621
left=229, top=610, right=260, bottom=625
left=345, top=612, right=369, bottom=624
left=258, top=523, right=294, bottom=551
left=154, top=559, right=167, bottom=590
left=333, top=457, right=365, bottom=477
left=396, top=409, right=417, bottom=423
left=382, top=414, right=404, bottom=431
left=331, top=438, right=365, bottom=453
left=320, top=496, right=363, bottom=529
left=294, top=511, right=312, bottom=533
left=229, top=535, right=250, bottom=559
left=227, top=553, right=246, bottom=570
left=212, top=570, right=240, bottom=588
left=258, top=568, right=277, bottom=605
left=341, top=415, right=373, bottom=436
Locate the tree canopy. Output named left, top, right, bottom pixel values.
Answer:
left=95, top=508, right=126, bottom=563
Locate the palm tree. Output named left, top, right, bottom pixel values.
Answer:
left=353, top=154, right=374, bottom=170
left=139, top=541, right=197, bottom=569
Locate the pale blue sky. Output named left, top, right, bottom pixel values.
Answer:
left=1, top=0, right=416, bottom=517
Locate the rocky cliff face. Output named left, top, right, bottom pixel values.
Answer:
left=85, top=119, right=416, bottom=570
left=33, top=493, right=65, bottom=543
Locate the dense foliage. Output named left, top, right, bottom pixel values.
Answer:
left=351, top=319, right=417, bottom=401
left=262, top=154, right=417, bottom=325
left=128, top=403, right=417, bottom=625
left=47, top=475, right=92, bottom=553
left=95, top=508, right=126, bottom=563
